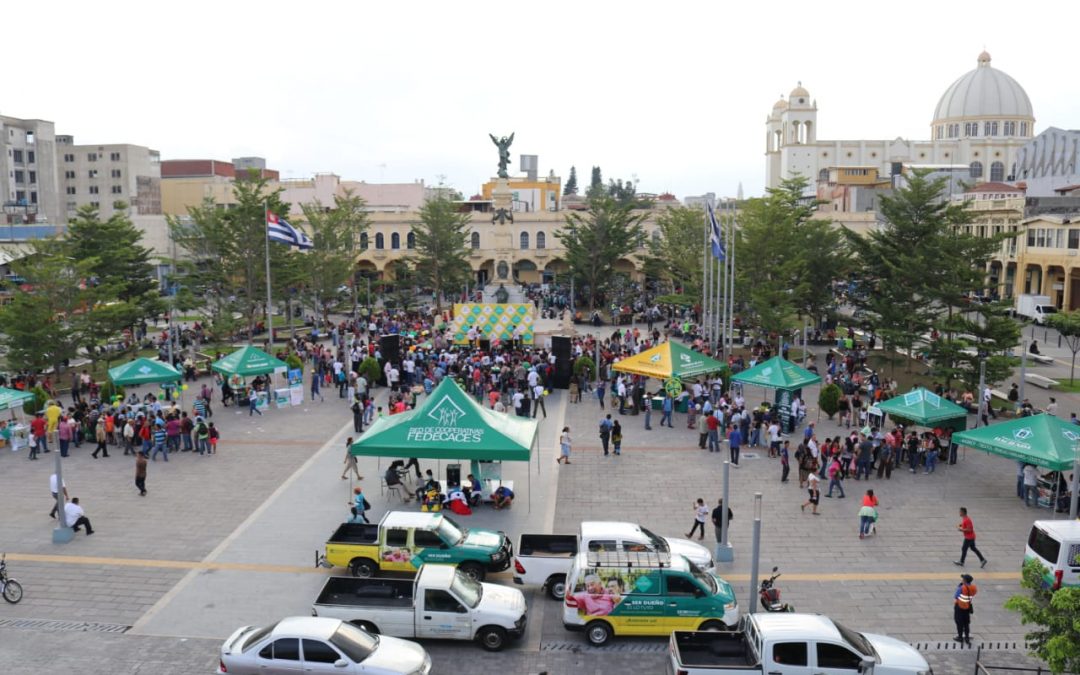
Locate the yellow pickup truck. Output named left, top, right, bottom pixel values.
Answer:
left=319, top=511, right=512, bottom=581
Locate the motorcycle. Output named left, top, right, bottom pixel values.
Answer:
left=759, top=566, right=792, bottom=612
left=0, top=553, right=23, bottom=604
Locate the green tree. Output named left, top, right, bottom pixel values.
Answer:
left=1046, top=310, right=1080, bottom=384
left=557, top=195, right=647, bottom=310
left=645, top=205, right=705, bottom=299
left=299, top=190, right=370, bottom=324
left=564, top=166, right=578, bottom=196
left=1006, top=558, right=1080, bottom=674
left=818, top=383, right=842, bottom=419
left=409, top=196, right=472, bottom=311
left=587, top=166, right=604, bottom=199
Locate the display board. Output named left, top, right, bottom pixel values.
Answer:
left=452, top=303, right=535, bottom=345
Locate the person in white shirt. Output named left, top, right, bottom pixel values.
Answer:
left=532, top=383, right=547, bottom=419
left=527, top=369, right=539, bottom=388
left=64, top=497, right=93, bottom=535
left=512, top=390, right=525, bottom=416
left=768, top=422, right=782, bottom=457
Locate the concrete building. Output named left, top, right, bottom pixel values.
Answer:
left=1009, top=213, right=1080, bottom=310
left=1, top=114, right=62, bottom=227
left=766, top=52, right=1035, bottom=192
left=1014, top=127, right=1080, bottom=196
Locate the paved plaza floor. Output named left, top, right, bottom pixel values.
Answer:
left=0, top=326, right=1074, bottom=674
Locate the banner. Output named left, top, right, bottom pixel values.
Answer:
left=451, top=303, right=535, bottom=345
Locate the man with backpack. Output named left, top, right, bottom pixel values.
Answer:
left=599, top=414, right=613, bottom=456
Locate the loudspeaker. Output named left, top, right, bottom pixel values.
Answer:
left=380, top=334, right=401, bottom=364
left=551, top=336, right=571, bottom=359
left=551, top=336, right=573, bottom=389
left=446, top=464, right=461, bottom=488
left=478, top=338, right=491, bottom=352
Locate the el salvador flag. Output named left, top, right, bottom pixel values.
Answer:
left=707, top=202, right=725, bottom=261
left=267, top=212, right=313, bottom=250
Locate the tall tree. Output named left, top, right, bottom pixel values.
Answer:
left=563, top=166, right=578, bottom=196
left=587, top=166, right=604, bottom=199
left=557, top=195, right=647, bottom=310
left=1046, top=310, right=1080, bottom=384
left=645, top=205, right=705, bottom=299
left=299, top=190, right=371, bottom=324
left=1006, top=559, right=1080, bottom=674
left=409, top=196, right=472, bottom=311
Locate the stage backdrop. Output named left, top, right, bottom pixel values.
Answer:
left=452, top=303, right=535, bottom=345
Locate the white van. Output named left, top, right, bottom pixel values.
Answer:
left=1024, top=520, right=1080, bottom=589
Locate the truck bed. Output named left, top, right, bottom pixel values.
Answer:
left=314, top=576, right=414, bottom=609
left=327, top=522, right=379, bottom=545
left=518, top=534, right=577, bottom=557
left=672, top=631, right=759, bottom=668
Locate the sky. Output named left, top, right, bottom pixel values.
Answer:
left=8, top=0, right=1078, bottom=200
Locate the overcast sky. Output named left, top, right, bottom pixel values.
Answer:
left=10, top=0, right=1077, bottom=199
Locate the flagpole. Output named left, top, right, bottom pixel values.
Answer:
left=727, top=201, right=736, bottom=358
left=718, top=204, right=726, bottom=358
left=264, top=201, right=273, bottom=348
left=703, top=204, right=711, bottom=344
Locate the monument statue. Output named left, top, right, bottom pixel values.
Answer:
left=489, top=132, right=514, bottom=179
left=492, top=207, right=513, bottom=225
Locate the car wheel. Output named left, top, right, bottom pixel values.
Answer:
left=350, top=620, right=379, bottom=635
left=477, top=625, right=507, bottom=651
left=349, top=558, right=376, bottom=578
left=459, top=562, right=485, bottom=582
left=547, top=575, right=566, bottom=601
left=699, top=620, right=726, bottom=631
left=585, top=620, right=612, bottom=646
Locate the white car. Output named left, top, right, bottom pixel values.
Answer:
left=218, top=616, right=430, bottom=675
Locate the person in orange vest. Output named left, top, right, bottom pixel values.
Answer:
left=953, top=573, right=977, bottom=646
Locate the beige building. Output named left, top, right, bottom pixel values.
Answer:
left=1007, top=213, right=1080, bottom=310
left=949, top=182, right=1025, bottom=300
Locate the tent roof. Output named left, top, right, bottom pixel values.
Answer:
left=108, top=357, right=183, bottom=386
left=871, top=387, right=968, bottom=426
left=951, top=414, right=1080, bottom=471
left=350, top=378, right=538, bottom=461
left=612, top=341, right=726, bottom=379
left=0, top=386, right=34, bottom=412
left=211, top=345, right=288, bottom=377
left=732, top=356, right=821, bottom=390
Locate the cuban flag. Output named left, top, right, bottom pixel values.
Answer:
left=707, top=202, right=725, bottom=260
left=267, top=211, right=313, bottom=250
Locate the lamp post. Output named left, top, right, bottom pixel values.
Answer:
left=748, top=492, right=763, bottom=613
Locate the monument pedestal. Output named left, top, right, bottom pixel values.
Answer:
left=491, top=178, right=513, bottom=283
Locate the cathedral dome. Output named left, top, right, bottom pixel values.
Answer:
left=772, top=97, right=789, bottom=111
left=932, top=51, right=1033, bottom=123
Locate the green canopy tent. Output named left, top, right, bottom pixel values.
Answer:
left=732, top=357, right=822, bottom=434
left=351, top=377, right=540, bottom=509
left=870, top=387, right=968, bottom=432
left=952, top=414, right=1079, bottom=471
left=108, top=357, right=183, bottom=386
left=0, top=387, right=35, bottom=413
left=211, top=345, right=289, bottom=377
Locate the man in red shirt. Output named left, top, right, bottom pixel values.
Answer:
left=954, top=507, right=988, bottom=568
left=29, top=412, right=47, bottom=460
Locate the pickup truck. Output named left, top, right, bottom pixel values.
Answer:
left=514, top=521, right=715, bottom=600
left=311, top=564, right=527, bottom=652
left=668, top=613, right=930, bottom=675
left=318, top=511, right=512, bottom=581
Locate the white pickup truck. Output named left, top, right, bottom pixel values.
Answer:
left=311, top=564, right=527, bottom=651
left=513, top=521, right=715, bottom=600
left=668, top=614, right=930, bottom=675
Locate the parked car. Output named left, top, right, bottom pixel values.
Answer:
left=217, top=615, right=429, bottom=675
left=312, top=563, right=527, bottom=651
left=1025, top=520, right=1080, bottom=589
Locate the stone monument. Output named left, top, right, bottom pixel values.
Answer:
left=488, top=132, right=515, bottom=281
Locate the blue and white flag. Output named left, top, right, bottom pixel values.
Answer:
left=267, top=212, right=313, bottom=250
left=707, top=202, right=725, bottom=261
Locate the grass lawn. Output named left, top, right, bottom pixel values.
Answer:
left=1053, top=379, right=1080, bottom=393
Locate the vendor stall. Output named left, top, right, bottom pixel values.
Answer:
left=211, top=346, right=289, bottom=409
left=732, top=357, right=822, bottom=433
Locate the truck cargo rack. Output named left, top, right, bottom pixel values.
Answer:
left=585, top=550, right=672, bottom=568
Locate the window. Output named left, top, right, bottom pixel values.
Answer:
left=817, top=643, right=862, bottom=670
left=111, top=169, right=122, bottom=178
left=936, top=125, right=944, bottom=139
left=406, top=232, right=415, bottom=249
left=88, top=169, right=98, bottom=179
left=773, top=642, right=808, bottom=666
left=28, top=171, right=35, bottom=183
left=63, top=153, right=74, bottom=162
left=374, top=233, right=384, bottom=250
left=13, top=170, right=24, bottom=183
left=111, top=185, right=123, bottom=194
left=89, top=185, right=99, bottom=195
left=87, top=153, right=98, bottom=162
left=471, top=232, right=480, bottom=249
left=12, top=149, right=23, bottom=163
left=384, top=528, right=406, bottom=546
left=1004, top=121, right=1016, bottom=136
left=360, top=233, right=368, bottom=250
left=1069, top=229, right=1079, bottom=250
left=586, top=539, right=618, bottom=552
left=301, top=640, right=341, bottom=664
left=1036, top=229, right=1046, bottom=248
left=1021, top=122, right=1029, bottom=136
left=536, top=231, right=546, bottom=249
left=66, top=186, right=76, bottom=195
left=391, top=232, right=400, bottom=249
left=1056, top=229, right=1065, bottom=248
left=425, top=589, right=466, bottom=613
left=818, top=168, right=829, bottom=181
left=665, top=575, right=700, bottom=596
left=30, top=191, right=37, bottom=204
left=1027, top=229, right=1036, bottom=246
left=985, top=121, right=998, bottom=136
left=261, top=638, right=300, bottom=661
left=990, top=161, right=1004, bottom=182
left=520, top=232, right=529, bottom=249
left=969, top=162, right=983, bottom=179
left=414, top=530, right=443, bottom=548
left=110, top=152, right=121, bottom=161
left=27, top=150, right=34, bottom=163
left=89, top=201, right=100, bottom=208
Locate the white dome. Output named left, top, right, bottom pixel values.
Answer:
left=933, top=51, right=1033, bottom=122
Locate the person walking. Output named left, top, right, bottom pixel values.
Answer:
left=150, top=420, right=169, bottom=462
left=686, top=498, right=708, bottom=540
left=780, top=440, right=791, bottom=483
left=29, top=411, right=46, bottom=460
left=801, top=472, right=821, bottom=515
left=858, top=489, right=878, bottom=539
left=599, top=415, right=613, bottom=456
left=91, top=418, right=109, bottom=458
left=532, top=383, right=547, bottom=418
left=711, top=498, right=733, bottom=542
left=596, top=380, right=606, bottom=409
left=349, top=486, right=369, bottom=523
left=248, top=391, right=263, bottom=416
left=65, top=497, right=94, bottom=535
left=953, top=507, right=988, bottom=567
left=826, top=455, right=846, bottom=498
left=1022, top=463, right=1039, bottom=507
left=195, top=417, right=210, bottom=455
left=311, top=366, right=324, bottom=403
left=341, top=437, right=362, bottom=481
left=557, top=426, right=572, bottom=465
left=953, top=573, right=977, bottom=646
left=135, top=451, right=148, bottom=496
left=49, top=473, right=67, bottom=519
left=660, top=393, right=674, bottom=428
left=644, top=396, right=653, bottom=430
left=728, top=423, right=742, bottom=467
left=351, top=395, right=364, bottom=433
left=611, top=420, right=623, bottom=456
